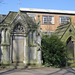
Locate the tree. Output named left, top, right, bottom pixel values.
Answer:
left=41, top=35, right=67, bottom=67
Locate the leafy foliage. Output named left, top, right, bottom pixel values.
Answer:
left=41, top=35, right=67, bottom=67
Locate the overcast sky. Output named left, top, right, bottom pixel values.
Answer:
left=0, top=0, right=75, bottom=14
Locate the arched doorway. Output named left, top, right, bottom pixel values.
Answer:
left=12, top=23, right=25, bottom=63
left=66, top=36, right=74, bottom=60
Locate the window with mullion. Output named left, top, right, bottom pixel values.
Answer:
left=43, top=16, right=48, bottom=24
left=42, top=15, right=54, bottom=24
left=59, top=16, right=70, bottom=25
left=48, top=16, right=52, bottom=24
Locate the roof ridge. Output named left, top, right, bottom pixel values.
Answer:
left=0, top=11, right=11, bottom=24
left=60, top=23, right=71, bottom=39
left=57, top=23, right=69, bottom=28
left=1, top=11, right=18, bottom=24
left=20, top=8, right=75, bottom=14
left=55, top=23, right=71, bottom=39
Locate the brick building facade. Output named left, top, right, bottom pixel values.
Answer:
left=20, top=8, right=75, bottom=34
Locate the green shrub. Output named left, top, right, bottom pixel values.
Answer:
left=41, top=35, right=67, bottom=67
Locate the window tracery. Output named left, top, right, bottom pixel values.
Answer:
left=14, top=24, right=24, bottom=33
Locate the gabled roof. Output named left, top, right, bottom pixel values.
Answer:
left=0, top=14, right=6, bottom=23
left=0, top=11, right=38, bottom=31
left=1, top=11, right=17, bottom=24
left=55, top=22, right=75, bottom=42
left=55, top=23, right=70, bottom=38
left=20, top=11, right=37, bottom=28
left=0, top=11, right=36, bottom=25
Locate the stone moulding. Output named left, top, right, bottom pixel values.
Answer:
left=0, top=10, right=42, bottom=67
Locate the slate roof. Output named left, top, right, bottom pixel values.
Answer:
left=20, top=12, right=37, bottom=27
left=1, top=11, right=17, bottom=24
left=55, top=22, right=71, bottom=39
left=0, top=14, right=6, bottom=23
left=0, top=11, right=37, bottom=29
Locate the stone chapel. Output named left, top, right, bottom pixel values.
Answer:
left=0, top=10, right=42, bottom=67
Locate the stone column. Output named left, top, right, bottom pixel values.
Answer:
left=1, top=29, right=5, bottom=63
left=29, top=31, right=32, bottom=44
left=10, top=36, right=13, bottom=63
left=1, top=29, right=10, bottom=64
left=1, top=30, right=5, bottom=43
left=37, top=15, right=42, bottom=66
left=73, top=41, right=75, bottom=60
left=23, top=37, right=28, bottom=65
left=33, top=31, right=36, bottom=44
left=6, top=30, right=10, bottom=63
left=3, top=46, right=10, bottom=64
left=1, top=46, right=3, bottom=63
left=6, top=30, right=9, bottom=43
left=37, top=33, right=42, bottom=65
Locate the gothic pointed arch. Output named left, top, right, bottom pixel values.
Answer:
left=11, top=20, right=27, bottom=34
left=55, top=23, right=75, bottom=42
left=66, top=36, right=74, bottom=59
left=10, top=14, right=28, bottom=34
left=13, top=22, right=25, bottom=33
left=66, top=36, right=72, bottom=44
left=55, top=23, right=75, bottom=61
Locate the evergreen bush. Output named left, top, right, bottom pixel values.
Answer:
left=41, top=35, right=67, bottom=67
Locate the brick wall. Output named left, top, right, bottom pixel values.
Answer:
left=27, top=13, right=75, bottom=32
